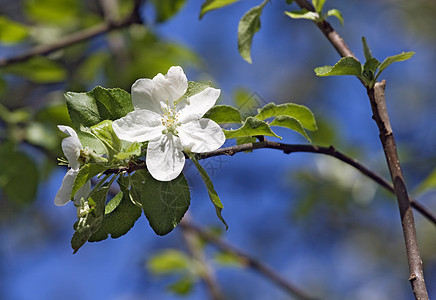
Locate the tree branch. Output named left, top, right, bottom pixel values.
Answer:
left=106, top=141, right=436, bottom=226
left=179, top=216, right=225, bottom=300
left=179, top=220, right=317, bottom=300
left=0, top=0, right=143, bottom=68
left=292, top=1, right=430, bottom=298
left=367, top=81, right=428, bottom=299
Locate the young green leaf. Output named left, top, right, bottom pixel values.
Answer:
left=413, top=167, right=436, bottom=196
left=223, top=117, right=281, bottom=139
left=270, top=116, right=311, bottom=142
left=255, top=102, right=317, bottom=131
left=151, top=0, right=186, bottom=23
left=362, top=57, right=381, bottom=85
left=204, top=105, right=242, bottom=124
left=65, top=86, right=133, bottom=128
left=199, top=0, right=241, bottom=19
left=90, top=120, right=122, bottom=159
left=71, top=163, right=107, bottom=198
left=0, top=16, right=28, bottom=43
left=238, top=0, right=268, bottom=63
left=88, top=188, right=142, bottom=242
left=191, top=157, right=228, bottom=230
left=325, top=9, right=343, bottom=25
left=314, top=56, right=362, bottom=77
left=71, top=183, right=110, bottom=253
left=4, top=56, right=66, bottom=83
left=285, top=9, right=318, bottom=21
left=361, top=36, right=373, bottom=61
left=312, top=0, right=326, bottom=14
left=129, top=169, right=191, bottom=236
left=25, top=0, right=79, bottom=25
left=148, top=249, right=191, bottom=275
left=375, top=52, right=415, bottom=80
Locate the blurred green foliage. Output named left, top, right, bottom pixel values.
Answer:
left=0, top=0, right=198, bottom=207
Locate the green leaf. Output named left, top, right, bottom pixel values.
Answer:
left=236, top=136, right=257, bottom=145
left=199, top=0, right=241, bottom=19
left=129, top=169, right=190, bottom=236
left=88, top=187, right=142, bottom=242
left=214, top=251, right=244, bottom=267
left=65, top=86, right=133, bottom=128
left=255, top=102, right=317, bottom=131
left=25, top=0, right=79, bottom=25
left=0, top=16, right=28, bottom=43
left=151, top=0, right=187, bottom=22
left=104, top=191, right=124, bottom=214
left=413, top=168, right=436, bottom=195
left=375, top=52, right=415, bottom=80
left=312, top=0, right=326, bottom=13
left=223, top=117, right=281, bottom=139
left=115, top=141, right=141, bottom=160
left=4, top=56, right=66, bottom=83
left=285, top=10, right=318, bottom=21
left=148, top=249, right=190, bottom=275
left=90, top=120, right=122, bottom=160
left=71, top=183, right=109, bottom=253
left=35, top=103, right=71, bottom=127
left=0, top=143, right=38, bottom=204
left=238, top=0, right=268, bottom=63
left=314, top=56, right=362, bottom=77
left=204, top=105, right=242, bottom=124
left=325, top=9, right=343, bottom=25
left=191, top=157, right=228, bottom=229
left=362, top=37, right=373, bottom=61
left=72, top=163, right=108, bottom=198
left=362, top=57, right=381, bottom=84
left=270, top=116, right=311, bottom=142
left=25, top=122, right=59, bottom=151
left=168, top=277, right=194, bottom=296
left=185, top=81, right=211, bottom=98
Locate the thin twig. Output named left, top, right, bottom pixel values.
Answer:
left=105, top=141, right=436, bottom=226
left=291, top=1, right=430, bottom=298
left=0, top=0, right=143, bottom=68
left=179, top=216, right=225, bottom=300
left=179, top=220, right=317, bottom=300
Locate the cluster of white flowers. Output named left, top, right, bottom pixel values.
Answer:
left=56, top=66, right=225, bottom=206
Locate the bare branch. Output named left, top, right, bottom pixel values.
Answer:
left=367, top=81, right=428, bottom=299
left=291, top=1, right=430, bottom=297
left=179, top=220, right=318, bottom=300
left=104, top=141, right=436, bottom=226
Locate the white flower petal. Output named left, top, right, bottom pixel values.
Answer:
left=58, top=125, right=78, bottom=139
left=132, top=66, right=188, bottom=112
left=113, top=109, right=165, bottom=142
left=131, top=78, right=164, bottom=113
left=177, top=87, right=220, bottom=123
left=54, top=169, right=78, bottom=206
left=154, top=66, right=188, bottom=104
left=178, top=119, right=225, bottom=153
left=146, top=134, right=185, bottom=181
left=62, top=136, right=82, bottom=170
left=74, top=180, right=91, bottom=206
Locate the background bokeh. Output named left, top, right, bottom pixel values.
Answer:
left=1, top=0, right=436, bottom=299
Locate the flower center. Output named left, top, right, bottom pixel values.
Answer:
left=161, top=102, right=181, bottom=135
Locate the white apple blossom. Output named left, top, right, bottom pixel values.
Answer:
left=112, top=66, right=225, bottom=181
left=54, top=125, right=91, bottom=206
